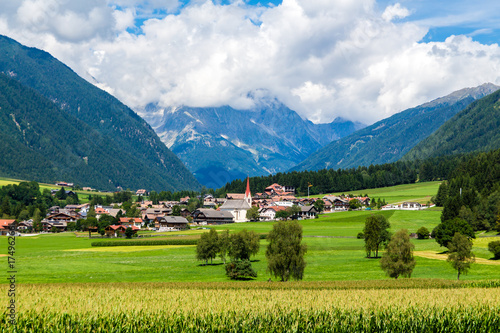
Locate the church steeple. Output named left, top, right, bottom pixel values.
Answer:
left=244, top=177, right=252, bottom=206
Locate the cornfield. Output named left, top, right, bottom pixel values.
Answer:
left=2, top=281, right=500, bottom=332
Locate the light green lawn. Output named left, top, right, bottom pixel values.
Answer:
left=309, top=181, right=441, bottom=204
left=3, top=207, right=497, bottom=284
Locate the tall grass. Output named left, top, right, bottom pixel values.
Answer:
left=2, top=282, right=499, bottom=332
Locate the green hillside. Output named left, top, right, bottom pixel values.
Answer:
left=0, top=35, right=200, bottom=191
left=292, top=84, right=499, bottom=172
left=403, top=89, right=500, bottom=161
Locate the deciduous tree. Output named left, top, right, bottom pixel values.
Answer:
left=266, top=220, right=307, bottom=281
left=380, top=229, right=416, bottom=279
left=432, top=217, right=475, bottom=248
left=196, top=229, right=219, bottom=265
left=363, top=214, right=391, bottom=258
left=447, top=232, right=475, bottom=280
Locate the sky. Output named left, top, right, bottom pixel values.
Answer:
left=1, top=0, right=500, bottom=124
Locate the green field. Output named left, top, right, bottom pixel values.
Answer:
left=3, top=208, right=499, bottom=284
left=2, top=181, right=500, bottom=332
left=313, top=181, right=441, bottom=204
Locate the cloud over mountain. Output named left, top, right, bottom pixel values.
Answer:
left=1, top=0, right=500, bottom=124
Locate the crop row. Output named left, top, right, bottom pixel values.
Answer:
left=3, top=306, right=500, bottom=332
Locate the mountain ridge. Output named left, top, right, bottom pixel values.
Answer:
left=290, top=83, right=500, bottom=172
left=139, top=102, right=364, bottom=188
left=0, top=35, right=200, bottom=191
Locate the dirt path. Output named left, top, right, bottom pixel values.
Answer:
left=414, top=251, right=500, bottom=265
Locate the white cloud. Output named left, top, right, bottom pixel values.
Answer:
left=382, top=3, right=410, bottom=22
left=0, top=0, right=500, bottom=125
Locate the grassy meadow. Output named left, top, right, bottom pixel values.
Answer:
left=312, top=181, right=441, bottom=204
left=2, top=180, right=500, bottom=332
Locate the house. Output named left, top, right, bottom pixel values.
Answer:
left=180, top=208, right=192, bottom=218
left=179, top=196, right=190, bottom=205
left=105, top=225, right=139, bottom=237
left=156, top=216, right=189, bottom=231
left=136, top=189, right=148, bottom=196
left=401, top=202, right=423, bottom=210
left=332, top=198, right=349, bottom=211
left=293, top=206, right=318, bottom=220
left=225, top=193, right=245, bottom=200
left=118, top=217, right=143, bottom=228
left=219, top=177, right=252, bottom=222
left=323, top=199, right=333, bottom=212
left=259, top=206, right=287, bottom=221
left=142, top=207, right=171, bottom=224
left=192, top=209, right=234, bottom=225
left=0, top=219, right=16, bottom=235
left=203, top=201, right=217, bottom=208
left=41, top=212, right=78, bottom=231
left=56, top=182, right=74, bottom=187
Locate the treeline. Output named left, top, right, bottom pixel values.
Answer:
left=0, top=181, right=60, bottom=221
left=218, top=154, right=480, bottom=196
left=437, top=148, right=500, bottom=231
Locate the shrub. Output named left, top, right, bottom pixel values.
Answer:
left=488, top=241, right=500, bottom=259
left=416, top=227, right=430, bottom=239
left=357, top=232, right=364, bottom=239
left=225, top=260, right=257, bottom=280
left=91, top=239, right=198, bottom=247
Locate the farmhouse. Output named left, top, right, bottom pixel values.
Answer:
left=156, top=216, right=189, bottom=231
left=105, top=225, right=140, bottom=237
left=118, top=217, right=143, bottom=228
left=0, top=219, right=16, bottom=235
left=294, top=206, right=318, bottom=219
left=259, top=206, right=287, bottom=221
left=192, top=209, right=234, bottom=225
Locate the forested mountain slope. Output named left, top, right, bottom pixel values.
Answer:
left=292, top=84, right=499, bottom=172
left=0, top=35, right=199, bottom=191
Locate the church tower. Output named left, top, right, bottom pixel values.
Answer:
left=244, top=177, right=252, bottom=206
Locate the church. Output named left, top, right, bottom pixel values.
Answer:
left=219, top=177, right=252, bottom=223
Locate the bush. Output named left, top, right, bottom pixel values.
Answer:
left=357, top=232, right=364, bottom=239
left=488, top=241, right=500, bottom=259
left=225, top=260, right=257, bottom=280
left=92, top=239, right=198, bottom=247
left=416, top=227, right=430, bottom=240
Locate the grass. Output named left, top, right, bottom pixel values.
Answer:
left=3, top=206, right=498, bottom=284
left=2, top=282, right=500, bottom=332
left=310, top=181, right=441, bottom=204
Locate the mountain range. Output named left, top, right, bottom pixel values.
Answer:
left=291, top=83, right=500, bottom=172
left=403, top=88, right=500, bottom=161
left=139, top=100, right=364, bottom=188
left=0, top=35, right=200, bottom=192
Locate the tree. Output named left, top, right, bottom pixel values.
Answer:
left=275, top=210, right=290, bottom=221
left=225, top=260, right=257, bottom=280
left=266, top=220, right=307, bottom=282
left=447, top=232, right=475, bottom=280
left=172, top=205, right=181, bottom=216
left=228, top=230, right=260, bottom=261
left=218, top=229, right=230, bottom=264
left=363, top=214, right=391, bottom=258
left=434, top=181, right=448, bottom=207
left=196, top=229, right=219, bottom=265
left=32, top=208, right=42, bottom=232
left=56, top=187, right=67, bottom=200
left=313, top=199, right=325, bottom=213
left=416, top=226, right=430, bottom=240
left=349, top=199, right=362, bottom=210
left=125, top=227, right=134, bottom=239
left=246, top=206, right=260, bottom=221
left=488, top=240, right=500, bottom=259
left=432, top=217, right=475, bottom=248
left=380, top=229, right=416, bottom=279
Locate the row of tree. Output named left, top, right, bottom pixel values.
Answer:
left=218, top=153, right=482, bottom=197
left=196, top=221, right=307, bottom=281
left=362, top=214, right=475, bottom=280
left=435, top=148, right=500, bottom=232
